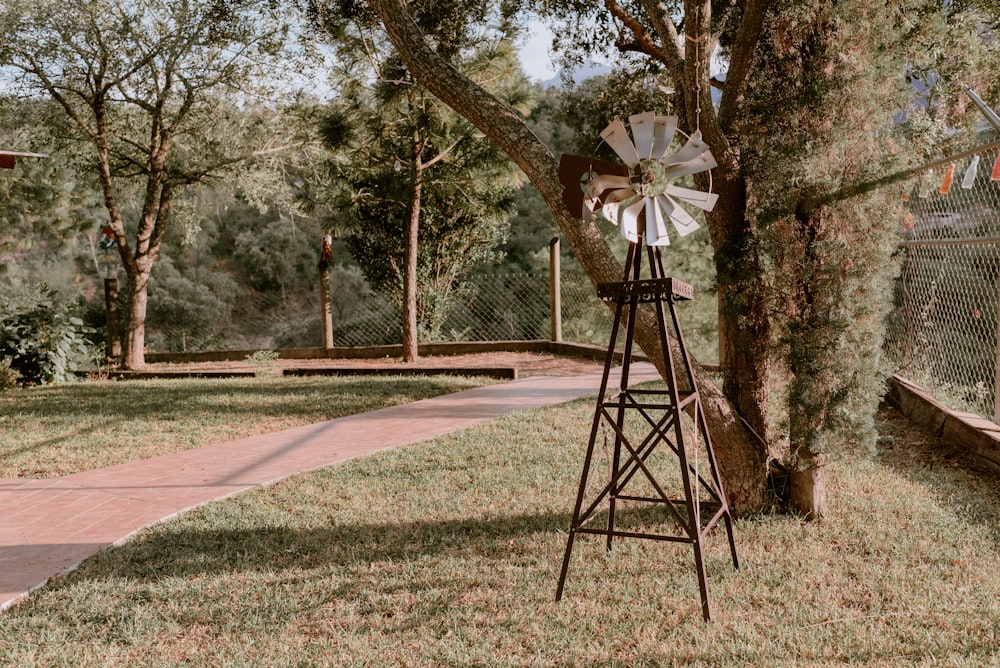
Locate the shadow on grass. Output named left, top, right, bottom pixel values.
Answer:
left=1, top=419, right=117, bottom=461
left=875, top=405, right=1000, bottom=548
left=82, top=510, right=573, bottom=584
left=3, top=376, right=472, bottom=423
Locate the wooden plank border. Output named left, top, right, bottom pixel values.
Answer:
left=887, top=375, right=1000, bottom=474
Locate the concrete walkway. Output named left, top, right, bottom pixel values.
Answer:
left=0, top=364, right=660, bottom=611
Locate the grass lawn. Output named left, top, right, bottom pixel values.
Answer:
left=0, top=375, right=491, bottom=478
left=1, top=388, right=999, bottom=665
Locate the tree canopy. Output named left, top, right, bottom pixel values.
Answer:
left=0, top=0, right=302, bottom=368
left=311, top=0, right=534, bottom=358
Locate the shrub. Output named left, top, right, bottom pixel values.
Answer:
left=0, top=357, right=20, bottom=391
left=0, top=284, right=94, bottom=385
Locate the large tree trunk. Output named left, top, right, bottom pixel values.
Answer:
left=708, top=173, right=772, bottom=444
left=369, top=0, right=769, bottom=514
left=121, top=267, right=151, bottom=369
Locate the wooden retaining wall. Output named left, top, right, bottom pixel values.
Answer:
left=887, top=375, right=1000, bottom=474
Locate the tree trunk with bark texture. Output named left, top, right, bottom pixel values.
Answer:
left=121, top=268, right=151, bottom=369
left=789, top=454, right=828, bottom=520
left=369, top=0, right=769, bottom=514
left=403, top=156, right=422, bottom=362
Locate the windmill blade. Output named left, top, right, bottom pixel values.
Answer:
left=645, top=197, right=670, bottom=246
left=601, top=118, right=642, bottom=167
left=620, top=198, right=646, bottom=243
left=584, top=173, right=631, bottom=199
left=558, top=153, right=628, bottom=219
left=629, top=112, right=657, bottom=160
left=661, top=152, right=718, bottom=180
left=663, top=131, right=711, bottom=167
left=650, top=115, right=677, bottom=161
left=602, top=201, right=620, bottom=227
left=658, top=194, right=701, bottom=237
left=606, top=196, right=645, bottom=243
left=604, top=187, right=638, bottom=204
left=665, top=185, right=719, bottom=212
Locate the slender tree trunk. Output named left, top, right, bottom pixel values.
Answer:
left=121, top=266, right=151, bottom=369
left=369, top=0, right=770, bottom=513
left=789, top=452, right=827, bottom=520
left=403, top=159, right=422, bottom=362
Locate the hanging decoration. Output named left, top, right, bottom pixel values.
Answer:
left=98, top=227, right=116, bottom=253
left=962, top=155, right=980, bottom=189
left=918, top=169, right=934, bottom=198
left=903, top=87, right=1000, bottom=201
left=939, top=162, right=956, bottom=194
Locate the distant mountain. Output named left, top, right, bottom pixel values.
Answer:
left=540, top=61, right=612, bottom=89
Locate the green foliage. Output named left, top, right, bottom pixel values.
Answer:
left=317, top=29, right=533, bottom=343
left=146, top=255, right=240, bottom=353
left=742, top=0, right=927, bottom=461
left=244, top=349, right=280, bottom=377
left=0, top=357, right=20, bottom=391
left=232, top=218, right=317, bottom=296
left=0, top=0, right=306, bottom=366
left=0, top=97, right=105, bottom=266
left=556, top=69, right=677, bottom=161
left=0, top=284, right=93, bottom=385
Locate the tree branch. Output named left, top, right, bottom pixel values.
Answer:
left=718, top=0, right=768, bottom=131
left=639, top=0, right=685, bottom=81
left=603, top=0, right=672, bottom=67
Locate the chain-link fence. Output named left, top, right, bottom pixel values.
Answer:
left=326, top=267, right=722, bottom=360
left=327, top=270, right=616, bottom=348
left=884, top=141, right=1000, bottom=420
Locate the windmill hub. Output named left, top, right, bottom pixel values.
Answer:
left=631, top=159, right=668, bottom=199
left=558, top=111, right=719, bottom=247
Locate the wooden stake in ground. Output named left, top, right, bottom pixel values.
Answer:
left=319, top=230, right=334, bottom=350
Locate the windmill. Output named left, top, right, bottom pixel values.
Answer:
left=553, top=112, right=739, bottom=621
left=558, top=111, right=718, bottom=247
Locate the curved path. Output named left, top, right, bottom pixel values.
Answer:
left=0, top=363, right=660, bottom=611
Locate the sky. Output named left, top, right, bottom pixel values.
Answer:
left=516, top=20, right=559, bottom=83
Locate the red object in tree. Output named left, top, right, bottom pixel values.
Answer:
left=0, top=155, right=14, bottom=169
left=318, top=230, right=334, bottom=271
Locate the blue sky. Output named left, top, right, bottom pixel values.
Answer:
left=517, top=20, right=558, bottom=82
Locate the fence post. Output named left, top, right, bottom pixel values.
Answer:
left=549, top=236, right=562, bottom=343
left=994, top=293, right=1000, bottom=423
left=319, top=230, right=334, bottom=350
left=104, top=277, right=121, bottom=362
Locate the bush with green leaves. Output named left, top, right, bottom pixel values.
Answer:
left=0, top=284, right=94, bottom=386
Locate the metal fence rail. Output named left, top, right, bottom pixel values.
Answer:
left=884, top=142, right=1000, bottom=420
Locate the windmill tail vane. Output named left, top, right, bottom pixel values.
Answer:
left=560, top=112, right=718, bottom=247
